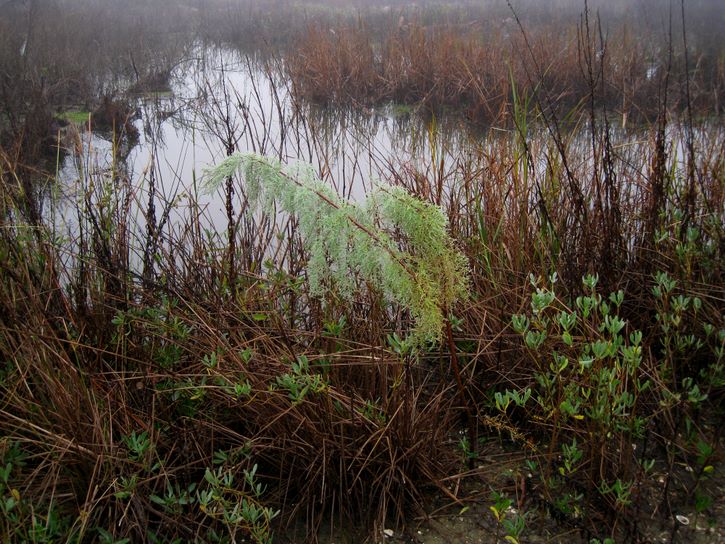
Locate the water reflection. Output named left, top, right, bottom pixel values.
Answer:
left=58, top=45, right=484, bottom=237
left=54, top=43, right=717, bottom=279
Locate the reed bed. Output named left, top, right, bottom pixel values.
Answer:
left=2, top=104, right=723, bottom=541
left=288, top=13, right=724, bottom=125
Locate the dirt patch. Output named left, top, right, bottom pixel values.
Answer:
left=278, top=438, right=725, bottom=544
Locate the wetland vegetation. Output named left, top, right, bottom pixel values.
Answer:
left=0, top=1, right=723, bottom=543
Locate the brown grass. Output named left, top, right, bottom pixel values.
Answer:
left=288, top=17, right=724, bottom=124
left=2, top=102, right=723, bottom=539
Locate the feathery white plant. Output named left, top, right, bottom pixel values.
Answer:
left=204, top=153, right=468, bottom=346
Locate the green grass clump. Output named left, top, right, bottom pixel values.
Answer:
left=57, top=111, right=90, bottom=124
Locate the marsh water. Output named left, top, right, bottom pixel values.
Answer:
left=56, top=44, right=485, bottom=233
left=53, top=41, right=708, bottom=274
left=59, top=44, right=708, bottom=219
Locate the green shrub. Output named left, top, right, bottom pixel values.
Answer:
left=204, top=153, right=469, bottom=347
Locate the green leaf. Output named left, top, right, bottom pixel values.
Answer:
left=149, top=494, right=166, bottom=506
